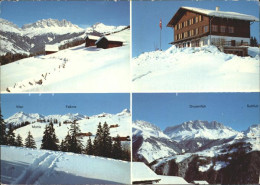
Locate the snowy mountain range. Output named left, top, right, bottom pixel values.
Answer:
left=133, top=120, right=260, bottom=183
left=133, top=119, right=260, bottom=183
left=0, top=18, right=127, bottom=55
left=5, top=109, right=131, bottom=149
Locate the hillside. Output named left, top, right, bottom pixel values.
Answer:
left=1, top=145, right=130, bottom=184
left=5, top=109, right=131, bottom=149
left=1, top=28, right=130, bottom=93
left=132, top=46, right=260, bottom=92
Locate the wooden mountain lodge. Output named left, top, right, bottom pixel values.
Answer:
left=167, top=6, right=259, bottom=56
left=85, top=35, right=100, bottom=47
left=45, top=45, right=59, bottom=55
left=95, top=36, right=124, bottom=49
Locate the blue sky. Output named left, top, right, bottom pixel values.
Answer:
left=132, top=0, right=259, bottom=57
left=132, top=93, right=260, bottom=131
left=0, top=1, right=129, bottom=28
left=1, top=93, right=130, bottom=119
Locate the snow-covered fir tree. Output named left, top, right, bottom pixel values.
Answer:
left=25, top=131, right=36, bottom=149
left=93, top=122, right=103, bottom=156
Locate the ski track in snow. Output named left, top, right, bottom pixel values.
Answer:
left=13, top=152, right=62, bottom=184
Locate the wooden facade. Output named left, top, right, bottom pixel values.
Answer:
left=85, top=35, right=100, bottom=47
left=167, top=7, right=257, bottom=56
left=96, top=36, right=123, bottom=49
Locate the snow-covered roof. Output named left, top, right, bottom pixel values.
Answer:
left=156, top=175, right=190, bottom=184
left=85, top=35, right=100, bottom=40
left=167, top=6, right=259, bottom=26
left=182, top=6, right=259, bottom=22
left=192, top=180, right=209, bottom=184
left=45, top=44, right=59, bottom=51
left=132, top=162, right=161, bottom=182
left=95, top=35, right=125, bottom=44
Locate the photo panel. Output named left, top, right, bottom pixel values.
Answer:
left=0, top=1, right=130, bottom=93
left=1, top=93, right=131, bottom=184
left=132, top=1, right=259, bottom=92
left=132, top=92, right=259, bottom=184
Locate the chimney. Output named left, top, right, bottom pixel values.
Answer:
left=216, top=6, right=220, bottom=11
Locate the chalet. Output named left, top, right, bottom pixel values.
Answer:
left=85, top=35, right=100, bottom=47
left=95, top=36, right=124, bottom=49
left=167, top=6, right=259, bottom=56
left=76, top=132, right=92, bottom=137
left=45, top=44, right=59, bottom=55
left=112, top=136, right=130, bottom=142
left=109, top=124, right=119, bottom=128
left=132, top=162, right=161, bottom=184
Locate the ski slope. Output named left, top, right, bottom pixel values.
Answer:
left=1, top=29, right=130, bottom=93
left=1, top=145, right=130, bottom=184
left=132, top=46, right=259, bottom=92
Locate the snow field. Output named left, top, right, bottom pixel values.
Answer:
left=132, top=46, right=260, bottom=92
left=1, top=29, right=130, bottom=92
left=1, top=145, right=130, bottom=184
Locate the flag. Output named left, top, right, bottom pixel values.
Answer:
left=159, top=19, right=162, bottom=30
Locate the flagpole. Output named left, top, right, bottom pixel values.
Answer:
left=159, top=19, right=162, bottom=50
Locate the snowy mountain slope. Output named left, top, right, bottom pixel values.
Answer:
left=164, top=120, right=239, bottom=142
left=1, top=145, right=130, bottom=184
left=132, top=46, right=260, bottom=92
left=86, top=23, right=127, bottom=35
left=1, top=28, right=130, bottom=92
left=132, top=120, right=183, bottom=163
left=7, top=109, right=130, bottom=149
left=5, top=112, right=44, bottom=126
left=0, top=18, right=128, bottom=56
left=22, top=19, right=84, bottom=38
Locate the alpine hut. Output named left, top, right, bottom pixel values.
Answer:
left=85, top=35, right=100, bottom=47
left=45, top=45, right=59, bottom=55
left=95, top=35, right=124, bottom=49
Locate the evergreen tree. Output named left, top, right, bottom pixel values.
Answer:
left=85, top=136, right=93, bottom=155
left=41, top=122, right=59, bottom=151
left=112, top=135, right=123, bottom=160
left=250, top=36, right=258, bottom=47
left=102, top=122, right=113, bottom=158
left=0, top=110, right=7, bottom=145
left=68, top=120, right=83, bottom=153
left=15, top=134, right=23, bottom=147
left=93, top=122, right=103, bottom=156
left=25, top=131, right=36, bottom=149
left=7, top=124, right=16, bottom=146
left=63, top=132, right=72, bottom=152
left=60, top=139, right=66, bottom=152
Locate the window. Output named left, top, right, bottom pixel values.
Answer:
left=212, top=25, right=218, bottom=32
left=189, top=19, right=193, bottom=25
left=193, top=17, right=196, bottom=24
left=195, top=17, right=199, bottom=23
left=199, top=15, right=203, bottom=22
left=187, top=20, right=190, bottom=26
left=195, top=28, right=199, bottom=35
left=175, top=25, right=178, bottom=30
left=220, top=26, right=226, bottom=33
left=175, top=35, right=177, bottom=40
left=182, top=32, right=184, bottom=39
left=228, top=26, right=234, bottom=33
left=182, top=22, right=185, bottom=28
left=179, top=23, right=181, bottom=29
left=204, top=25, right=208, bottom=32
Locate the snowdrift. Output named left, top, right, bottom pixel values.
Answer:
left=1, top=145, right=130, bottom=184
left=132, top=46, right=259, bottom=92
